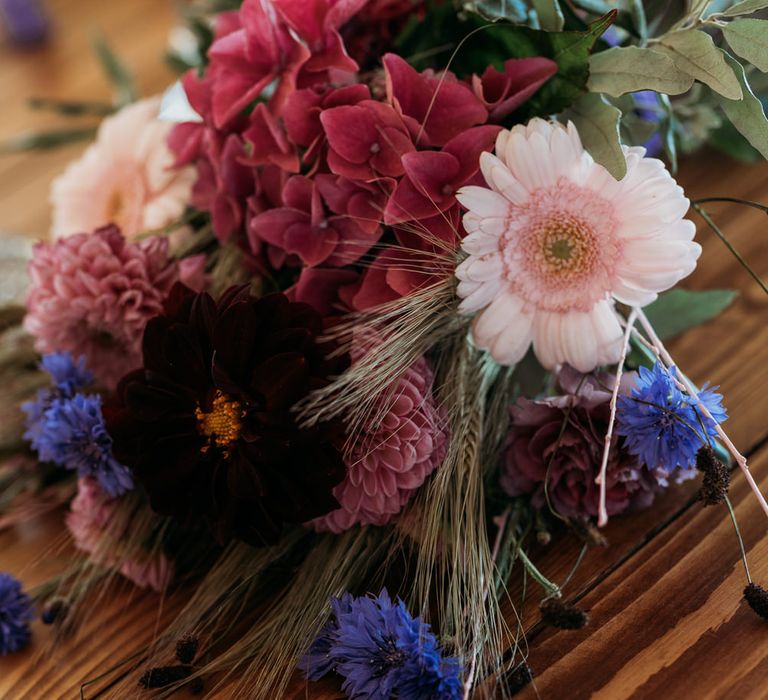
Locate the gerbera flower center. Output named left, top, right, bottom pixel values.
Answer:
left=500, top=180, right=621, bottom=312
left=195, top=390, right=244, bottom=453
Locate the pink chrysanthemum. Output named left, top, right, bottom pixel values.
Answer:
left=24, top=225, right=205, bottom=389
left=311, top=352, right=448, bottom=533
left=66, top=477, right=173, bottom=592
left=456, top=118, right=701, bottom=372
left=50, top=98, right=194, bottom=243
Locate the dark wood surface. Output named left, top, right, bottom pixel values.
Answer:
left=2, top=2, right=768, bottom=698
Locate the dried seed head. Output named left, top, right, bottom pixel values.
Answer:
left=505, top=662, right=534, bottom=696
left=138, top=665, right=192, bottom=689
left=697, top=446, right=730, bottom=506
left=41, top=599, right=67, bottom=625
left=744, top=583, right=768, bottom=620
left=175, top=635, right=199, bottom=664
left=568, top=517, right=608, bottom=547
left=540, top=598, right=589, bottom=630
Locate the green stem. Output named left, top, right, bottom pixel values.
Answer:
left=692, top=203, right=768, bottom=297
left=517, top=549, right=560, bottom=597
left=725, top=495, right=751, bottom=584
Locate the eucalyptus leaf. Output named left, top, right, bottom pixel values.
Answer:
left=588, top=46, right=694, bottom=96
left=658, top=93, right=679, bottom=172
left=465, top=0, right=530, bottom=22
left=570, top=0, right=614, bottom=13
left=562, top=94, right=626, bottom=178
left=656, top=29, right=743, bottom=99
left=721, top=0, right=768, bottom=16
left=91, top=33, right=137, bottom=106
left=0, top=127, right=97, bottom=154
left=716, top=52, right=768, bottom=158
left=532, top=0, right=565, bottom=30
left=621, top=0, right=648, bottom=44
left=723, top=19, right=768, bottom=72
left=643, top=289, right=737, bottom=340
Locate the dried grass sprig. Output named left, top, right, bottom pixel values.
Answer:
left=400, top=337, right=510, bottom=696
left=295, top=277, right=462, bottom=444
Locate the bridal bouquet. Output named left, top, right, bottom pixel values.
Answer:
left=2, top=0, right=768, bottom=697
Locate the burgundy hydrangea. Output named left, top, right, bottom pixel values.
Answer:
left=501, top=367, right=662, bottom=520
left=24, top=225, right=206, bottom=389
left=167, top=0, right=557, bottom=310
left=107, top=284, right=348, bottom=545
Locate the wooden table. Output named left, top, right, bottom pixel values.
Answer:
left=1, top=1, right=768, bottom=698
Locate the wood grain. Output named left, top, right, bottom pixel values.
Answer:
left=2, top=2, right=768, bottom=698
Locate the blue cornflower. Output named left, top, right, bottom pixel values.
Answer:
left=40, top=352, right=93, bottom=395
left=617, top=362, right=727, bottom=474
left=0, top=573, right=33, bottom=655
left=34, top=394, right=133, bottom=497
left=22, top=352, right=93, bottom=449
left=299, top=590, right=462, bottom=700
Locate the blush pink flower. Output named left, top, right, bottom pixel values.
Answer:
left=25, top=225, right=206, bottom=389
left=50, top=98, right=195, bottom=243
left=456, top=118, right=701, bottom=372
left=310, top=350, right=448, bottom=533
left=66, top=477, right=173, bottom=592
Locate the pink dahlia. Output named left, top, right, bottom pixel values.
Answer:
left=50, top=98, right=194, bottom=243
left=24, top=225, right=205, bottom=389
left=311, top=350, right=448, bottom=533
left=501, top=367, right=661, bottom=520
left=456, top=118, right=701, bottom=372
left=66, top=477, right=173, bottom=592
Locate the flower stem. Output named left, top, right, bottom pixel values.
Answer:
left=635, top=308, right=768, bottom=522
left=725, top=495, right=751, bottom=584
left=597, top=308, right=637, bottom=527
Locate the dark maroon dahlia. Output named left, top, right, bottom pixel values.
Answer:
left=107, top=283, right=347, bottom=546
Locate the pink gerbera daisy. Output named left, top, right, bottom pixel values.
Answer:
left=455, top=118, right=701, bottom=372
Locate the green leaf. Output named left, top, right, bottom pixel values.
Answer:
left=721, top=0, right=768, bottom=17
left=532, top=0, right=565, bottom=30
left=723, top=19, right=768, bottom=72
left=0, top=127, right=97, bottom=154
left=656, top=29, right=743, bottom=99
left=621, top=0, right=648, bottom=43
left=716, top=51, right=768, bottom=158
left=643, top=289, right=738, bottom=339
left=570, top=0, right=614, bottom=12
left=658, top=93, right=679, bottom=172
left=588, top=46, right=694, bottom=96
left=465, top=0, right=530, bottom=22
left=91, top=32, right=137, bottom=106
left=562, top=94, right=626, bottom=178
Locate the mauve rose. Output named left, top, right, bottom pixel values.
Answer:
left=501, top=367, right=662, bottom=520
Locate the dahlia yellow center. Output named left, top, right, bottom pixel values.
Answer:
left=195, top=390, right=244, bottom=452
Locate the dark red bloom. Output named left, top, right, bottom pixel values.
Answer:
left=321, top=100, right=414, bottom=180
left=206, top=0, right=309, bottom=128
left=471, top=57, right=558, bottom=121
left=272, top=0, right=366, bottom=75
left=348, top=208, right=461, bottom=311
left=283, top=84, right=371, bottom=166
left=383, top=125, right=501, bottom=224
left=383, top=53, right=488, bottom=147
left=108, top=284, right=347, bottom=546
left=241, top=103, right=300, bottom=173
left=248, top=174, right=389, bottom=268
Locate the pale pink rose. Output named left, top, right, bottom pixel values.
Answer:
left=50, top=98, right=195, bottom=245
left=456, top=118, right=701, bottom=372
left=66, top=477, right=173, bottom=592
